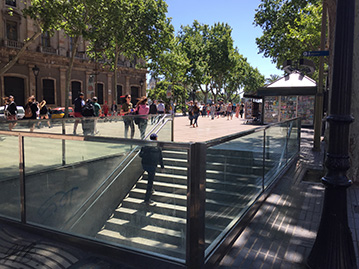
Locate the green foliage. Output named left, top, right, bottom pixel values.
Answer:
left=147, top=80, right=188, bottom=108
left=254, top=0, right=322, bottom=69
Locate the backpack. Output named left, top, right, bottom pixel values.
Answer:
left=82, top=102, right=94, bottom=117
left=25, top=105, right=33, bottom=118
left=40, top=105, right=48, bottom=115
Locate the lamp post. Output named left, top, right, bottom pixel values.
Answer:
left=32, top=65, right=40, bottom=99
left=307, top=0, right=357, bottom=268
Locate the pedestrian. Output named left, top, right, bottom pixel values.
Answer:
left=5, top=95, right=17, bottom=131
left=149, top=100, right=157, bottom=124
left=157, top=100, right=165, bottom=117
left=227, top=102, right=233, bottom=120
left=92, top=97, right=101, bottom=117
left=192, top=101, right=200, bottom=127
left=92, top=97, right=101, bottom=134
left=135, top=96, right=149, bottom=139
left=38, top=100, right=51, bottom=128
left=23, top=96, right=38, bottom=132
left=139, top=133, right=164, bottom=205
left=120, top=94, right=135, bottom=139
left=103, top=101, right=109, bottom=117
left=82, top=99, right=96, bottom=135
left=240, top=103, right=244, bottom=118
left=188, top=101, right=194, bottom=125
left=210, top=103, right=216, bottom=120
left=235, top=103, right=240, bottom=118
left=73, top=92, right=85, bottom=135
left=111, top=101, right=117, bottom=116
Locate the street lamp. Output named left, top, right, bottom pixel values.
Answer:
left=32, top=65, right=40, bottom=99
left=307, top=0, right=357, bottom=268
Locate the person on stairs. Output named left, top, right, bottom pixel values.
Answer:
left=139, top=133, right=164, bottom=205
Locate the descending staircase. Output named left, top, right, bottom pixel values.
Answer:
left=96, top=147, right=276, bottom=260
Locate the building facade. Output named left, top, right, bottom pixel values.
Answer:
left=0, top=0, right=147, bottom=107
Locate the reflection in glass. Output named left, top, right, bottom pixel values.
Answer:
left=0, top=134, right=20, bottom=220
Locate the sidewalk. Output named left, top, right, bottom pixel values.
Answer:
left=217, top=128, right=359, bottom=268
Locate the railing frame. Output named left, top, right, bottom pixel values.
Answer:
left=0, top=117, right=301, bottom=269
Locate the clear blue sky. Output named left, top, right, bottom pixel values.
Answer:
left=165, top=0, right=284, bottom=79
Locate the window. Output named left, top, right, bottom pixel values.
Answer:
left=96, top=83, right=104, bottom=105
left=71, top=81, right=82, bottom=104
left=6, top=21, right=17, bottom=41
left=42, top=32, right=51, bottom=47
left=42, top=79, right=55, bottom=104
left=116, top=85, right=122, bottom=104
left=5, top=0, right=16, bottom=7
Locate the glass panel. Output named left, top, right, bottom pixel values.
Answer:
left=24, top=136, right=187, bottom=261
left=264, top=122, right=288, bottom=188
left=0, top=115, right=171, bottom=140
left=205, top=130, right=264, bottom=255
left=0, top=134, right=20, bottom=220
left=287, top=119, right=300, bottom=160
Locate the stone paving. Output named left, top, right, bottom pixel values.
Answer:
left=217, top=128, right=359, bottom=268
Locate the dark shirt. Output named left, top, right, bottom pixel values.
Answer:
left=111, top=104, right=117, bottom=112
left=149, top=103, right=157, bottom=114
left=74, top=97, right=84, bottom=113
left=7, top=102, right=17, bottom=115
left=139, top=146, right=164, bottom=168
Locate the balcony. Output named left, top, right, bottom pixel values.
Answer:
left=38, top=45, right=58, bottom=55
left=2, top=39, right=24, bottom=49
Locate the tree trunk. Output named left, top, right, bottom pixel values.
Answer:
left=113, top=46, right=120, bottom=104
left=0, top=31, right=42, bottom=76
left=64, top=36, right=80, bottom=117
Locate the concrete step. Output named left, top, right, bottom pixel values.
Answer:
left=102, top=218, right=186, bottom=247
left=162, top=150, right=188, bottom=160
left=121, top=197, right=187, bottom=219
left=97, top=229, right=185, bottom=260
left=113, top=207, right=186, bottom=230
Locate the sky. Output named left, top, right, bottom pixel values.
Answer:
left=165, top=0, right=283, bottom=79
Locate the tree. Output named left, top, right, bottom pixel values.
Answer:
left=0, top=0, right=62, bottom=76
left=177, top=21, right=211, bottom=103
left=254, top=0, right=322, bottom=69
left=265, top=74, right=281, bottom=85
left=207, top=23, right=235, bottom=103
left=89, top=0, right=174, bottom=102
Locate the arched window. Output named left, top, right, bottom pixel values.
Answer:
left=71, top=81, right=82, bottom=104
left=42, top=79, right=55, bottom=104
left=96, top=83, right=104, bottom=104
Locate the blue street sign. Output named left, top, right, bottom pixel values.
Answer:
left=303, top=51, right=329, bottom=57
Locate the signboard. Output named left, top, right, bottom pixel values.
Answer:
left=303, top=51, right=329, bottom=57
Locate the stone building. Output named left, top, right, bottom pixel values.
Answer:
left=0, top=0, right=147, bottom=107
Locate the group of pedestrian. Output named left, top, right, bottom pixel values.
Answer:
left=119, top=94, right=151, bottom=139
left=148, top=100, right=165, bottom=124
left=73, top=92, right=103, bottom=135
left=3, top=95, right=52, bottom=132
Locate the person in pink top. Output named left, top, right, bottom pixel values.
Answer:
left=135, top=96, right=150, bottom=139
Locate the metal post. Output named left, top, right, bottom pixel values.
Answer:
left=262, top=129, right=266, bottom=191
left=307, top=0, right=357, bottom=267
left=19, top=135, right=26, bottom=223
left=62, top=120, right=66, bottom=166
left=186, top=143, right=206, bottom=269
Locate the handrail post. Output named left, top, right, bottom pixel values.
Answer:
left=187, top=143, right=206, bottom=268
left=19, top=135, right=26, bottom=223
left=262, top=129, right=266, bottom=191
